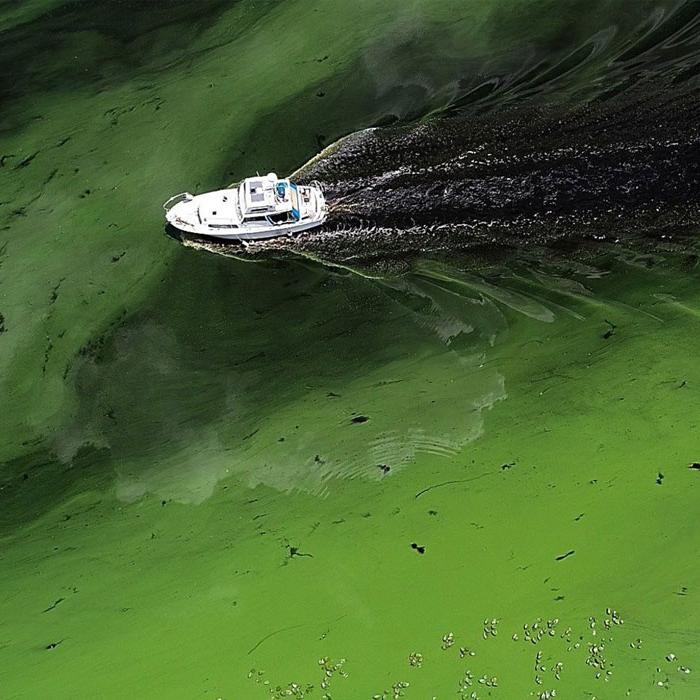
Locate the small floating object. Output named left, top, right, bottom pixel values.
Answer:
left=163, top=173, right=327, bottom=240
left=441, top=632, right=455, bottom=650
left=408, top=651, right=423, bottom=667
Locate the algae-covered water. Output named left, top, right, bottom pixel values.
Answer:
left=1, top=2, right=700, bottom=698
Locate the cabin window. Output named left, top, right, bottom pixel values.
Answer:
left=268, top=212, right=292, bottom=224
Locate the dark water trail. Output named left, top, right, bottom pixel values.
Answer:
left=175, top=1, right=700, bottom=270
left=289, top=85, right=700, bottom=263
left=176, top=85, right=700, bottom=270
left=179, top=82, right=700, bottom=269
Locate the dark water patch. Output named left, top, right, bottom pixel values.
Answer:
left=42, top=168, right=59, bottom=185
left=246, top=623, right=305, bottom=655
left=415, top=471, right=493, bottom=498
left=602, top=319, right=617, bottom=339
left=42, top=598, right=65, bottom=613
left=14, top=151, right=39, bottom=169
left=0, top=444, right=110, bottom=534
left=0, top=0, right=272, bottom=106
left=0, top=247, right=507, bottom=517
left=286, top=84, right=699, bottom=267
left=615, top=0, right=700, bottom=64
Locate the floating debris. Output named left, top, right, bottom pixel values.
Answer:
left=392, top=681, right=409, bottom=698
left=372, top=681, right=410, bottom=700
left=483, top=618, right=499, bottom=639
left=476, top=674, right=498, bottom=688
left=317, top=656, right=349, bottom=695
left=408, top=652, right=423, bottom=668
left=247, top=608, right=684, bottom=697
left=586, top=640, right=608, bottom=673
left=602, top=319, right=617, bottom=339
left=520, top=616, right=559, bottom=645
left=270, top=681, right=314, bottom=698
left=42, top=597, right=65, bottom=613
left=457, top=669, right=475, bottom=698
left=441, top=632, right=455, bottom=650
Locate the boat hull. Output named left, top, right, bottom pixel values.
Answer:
left=167, top=216, right=325, bottom=241
left=163, top=180, right=327, bottom=242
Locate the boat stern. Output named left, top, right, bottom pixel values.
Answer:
left=296, top=182, right=327, bottom=223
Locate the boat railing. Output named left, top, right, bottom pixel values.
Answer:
left=162, top=192, right=193, bottom=212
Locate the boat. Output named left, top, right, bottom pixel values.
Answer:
left=163, top=173, right=327, bottom=241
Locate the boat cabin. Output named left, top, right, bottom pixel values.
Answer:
left=239, top=174, right=301, bottom=225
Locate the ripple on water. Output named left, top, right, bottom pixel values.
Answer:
left=106, top=263, right=542, bottom=501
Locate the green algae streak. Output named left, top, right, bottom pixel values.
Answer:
left=1, top=1, right=700, bottom=698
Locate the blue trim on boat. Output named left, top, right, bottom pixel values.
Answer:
left=290, top=182, right=300, bottom=219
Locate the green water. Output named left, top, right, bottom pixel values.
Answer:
left=2, top=1, right=700, bottom=698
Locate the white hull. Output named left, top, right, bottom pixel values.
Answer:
left=166, top=210, right=324, bottom=240
left=164, top=175, right=327, bottom=242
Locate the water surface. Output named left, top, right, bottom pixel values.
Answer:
left=1, top=1, right=700, bottom=698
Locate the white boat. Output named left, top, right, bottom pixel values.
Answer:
left=163, top=173, right=327, bottom=241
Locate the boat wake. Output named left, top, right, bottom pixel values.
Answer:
left=175, top=1, right=700, bottom=272
left=176, top=80, right=700, bottom=272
